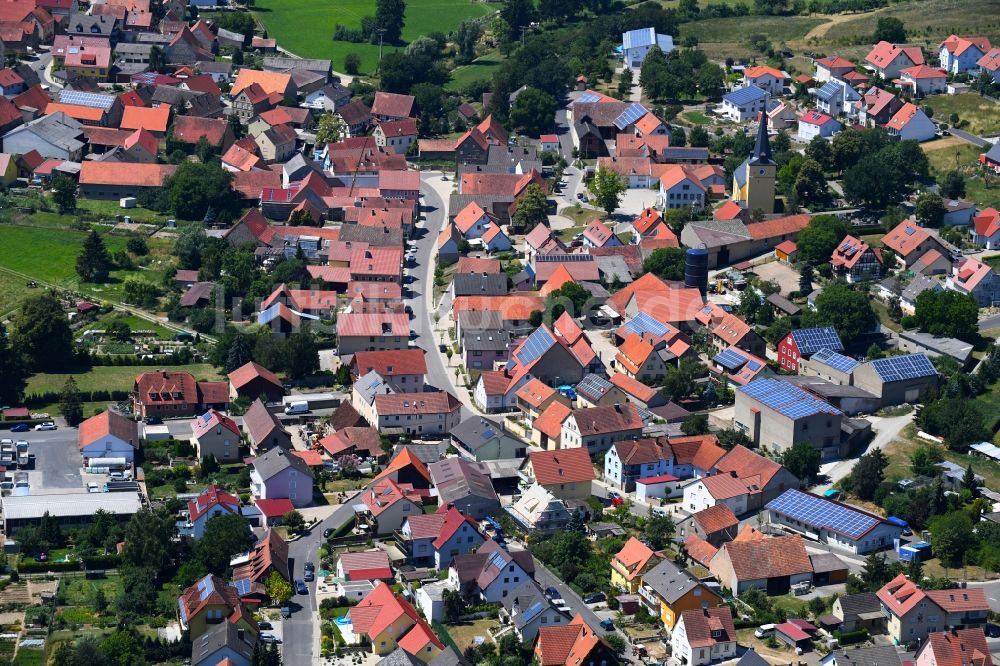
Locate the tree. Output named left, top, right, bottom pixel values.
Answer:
left=642, top=247, right=685, bottom=280
left=0, top=325, right=27, bottom=406
left=121, top=508, right=177, bottom=581
left=76, top=229, right=113, bottom=282
left=452, top=19, right=481, bottom=64
left=60, top=377, right=84, bottom=426
left=197, top=513, right=254, bottom=575
left=913, top=288, right=979, bottom=342
left=11, top=293, right=74, bottom=372
left=546, top=281, right=591, bottom=320
left=859, top=552, right=892, bottom=589
left=590, top=167, right=626, bottom=216
left=148, top=44, right=166, bottom=72
left=844, top=141, right=926, bottom=209
left=442, top=588, right=465, bottom=623
left=782, top=442, right=821, bottom=484
left=917, top=398, right=988, bottom=450
left=283, top=510, right=306, bottom=532
left=500, top=0, right=536, bottom=33
left=126, top=236, right=148, bottom=255
left=315, top=112, right=345, bottom=145
left=689, top=126, right=710, bottom=147
left=915, top=191, right=945, bottom=227
left=163, top=161, right=236, bottom=220
left=344, top=52, right=361, bottom=75
left=511, top=183, right=547, bottom=232
left=375, top=0, right=406, bottom=43
left=285, top=331, right=319, bottom=379
left=225, top=332, right=253, bottom=373
left=798, top=265, right=813, bottom=295
left=941, top=170, right=966, bottom=199
left=793, top=158, right=829, bottom=206
left=795, top=214, right=849, bottom=265
left=962, top=464, right=980, bottom=496
left=51, top=172, right=77, bottom=213
left=644, top=514, right=675, bottom=550
left=510, top=87, right=556, bottom=136
left=697, top=62, right=725, bottom=99
left=873, top=16, right=906, bottom=43
left=265, top=571, right=293, bottom=604
left=681, top=414, right=709, bottom=435
left=911, top=444, right=944, bottom=477
left=805, top=136, right=834, bottom=171
left=814, top=281, right=877, bottom=344
left=99, top=629, right=145, bottom=666
left=851, top=450, right=888, bottom=500
left=929, top=511, right=974, bottom=566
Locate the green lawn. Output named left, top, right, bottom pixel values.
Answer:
left=91, top=313, right=175, bottom=339
left=0, top=271, right=35, bottom=318
left=446, top=52, right=504, bottom=92
left=923, top=140, right=1000, bottom=210
left=26, top=363, right=222, bottom=397
left=923, top=94, right=1000, bottom=137
left=681, top=111, right=713, bottom=125
left=59, top=574, right=124, bottom=607
left=12, top=649, right=44, bottom=666
left=252, top=0, right=495, bottom=75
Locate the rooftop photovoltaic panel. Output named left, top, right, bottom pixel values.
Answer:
left=790, top=327, right=844, bottom=355
left=713, top=348, right=749, bottom=372
left=615, top=102, right=648, bottom=129
left=58, top=90, right=116, bottom=110
left=536, top=254, right=593, bottom=262
left=514, top=327, right=556, bottom=366
left=811, top=348, right=859, bottom=373
left=869, top=353, right=937, bottom=382
left=766, top=489, right=881, bottom=539
left=739, top=378, right=842, bottom=419
left=624, top=312, right=669, bottom=338
left=576, top=91, right=603, bottom=104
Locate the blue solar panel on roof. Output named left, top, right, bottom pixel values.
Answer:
left=624, top=312, right=669, bottom=338
left=811, top=348, right=859, bottom=373
left=487, top=550, right=507, bottom=569
left=59, top=90, right=115, bottom=110
left=615, top=102, right=648, bottom=129
left=904, top=226, right=915, bottom=235
left=766, top=489, right=880, bottom=539
left=739, top=378, right=842, bottom=419
left=725, top=86, right=768, bottom=106
left=576, top=91, right=602, bottom=104
left=870, top=353, right=937, bottom=382
left=746, top=360, right=761, bottom=372
left=230, top=578, right=251, bottom=596
left=515, top=327, right=556, bottom=366
left=482, top=429, right=496, bottom=439
left=714, top=348, right=748, bottom=372
left=791, top=327, right=843, bottom=355
left=536, top=254, right=593, bottom=262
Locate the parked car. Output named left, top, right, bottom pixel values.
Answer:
left=544, top=586, right=559, bottom=600
left=607, top=491, right=624, bottom=507
left=304, top=562, right=315, bottom=582
left=294, top=579, right=308, bottom=595
left=323, top=528, right=335, bottom=539
left=280, top=606, right=291, bottom=618
left=258, top=621, right=273, bottom=631
left=87, top=482, right=100, bottom=493
left=259, top=634, right=282, bottom=644
left=9, top=423, right=29, bottom=432
left=599, top=619, right=614, bottom=630
left=144, top=416, right=162, bottom=425
left=583, top=592, right=605, bottom=604
left=755, top=624, right=776, bottom=638
left=34, top=422, right=56, bottom=431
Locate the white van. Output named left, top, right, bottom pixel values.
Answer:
left=755, top=624, right=776, bottom=638
left=284, top=401, right=309, bottom=415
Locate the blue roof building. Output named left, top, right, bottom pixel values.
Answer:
left=765, top=489, right=903, bottom=554
left=622, top=27, right=675, bottom=67
left=735, top=378, right=844, bottom=458
left=720, top=86, right=769, bottom=122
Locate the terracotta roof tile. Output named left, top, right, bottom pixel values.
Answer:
left=720, top=534, right=812, bottom=582
left=529, top=447, right=593, bottom=485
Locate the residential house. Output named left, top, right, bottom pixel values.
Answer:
left=942, top=199, right=976, bottom=226
left=255, top=123, right=297, bottom=162
left=734, top=378, right=844, bottom=459
left=78, top=409, right=139, bottom=465
left=883, top=220, right=949, bottom=268
left=230, top=529, right=290, bottom=599
left=507, top=483, right=575, bottom=532
left=398, top=505, right=484, bottom=569
left=373, top=119, right=417, bottom=155
left=671, top=607, right=738, bottom=666
left=186, top=485, right=241, bottom=539
left=524, top=447, right=594, bottom=501
left=372, top=391, right=463, bottom=436
left=336, top=313, right=410, bottom=355
left=516, top=378, right=570, bottom=428
left=622, top=27, right=675, bottom=67
left=765, top=489, right=904, bottom=554
left=355, top=477, right=423, bottom=536
left=659, top=165, right=707, bottom=210
left=743, top=65, right=786, bottom=95
left=228, top=361, right=283, bottom=403
left=177, top=574, right=257, bottom=641
left=831, top=235, right=883, bottom=282
left=449, top=539, right=535, bottom=603
left=710, top=346, right=769, bottom=386
left=857, top=87, right=903, bottom=127
left=534, top=614, right=618, bottom=666
left=336, top=550, right=393, bottom=583
left=604, top=438, right=674, bottom=493
left=498, top=581, right=568, bottom=644
left=610, top=537, right=658, bottom=594
left=719, top=86, right=769, bottom=123
left=132, top=370, right=228, bottom=419
left=815, top=55, right=857, bottom=82
left=371, top=91, right=415, bottom=122
left=575, top=374, right=627, bottom=409
left=347, top=581, right=444, bottom=659
left=191, top=410, right=241, bottom=463
left=866, top=41, right=925, bottom=79
left=778, top=326, right=845, bottom=372
left=709, top=534, right=813, bottom=594
left=610, top=373, right=669, bottom=410
left=915, top=629, right=992, bottom=666
left=798, top=111, right=842, bottom=141
left=978, top=48, right=1000, bottom=83
left=319, top=426, right=382, bottom=462
left=427, top=457, right=501, bottom=520
left=351, top=350, right=427, bottom=392
left=899, top=65, right=948, bottom=96
left=190, top=621, right=255, bottom=666
left=877, top=574, right=989, bottom=644
left=815, top=79, right=860, bottom=118
left=676, top=504, right=739, bottom=547
left=939, top=35, right=992, bottom=74
left=947, top=257, right=1000, bottom=306
left=711, top=313, right=766, bottom=357
left=463, top=328, right=511, bottom=373
left=971, top=208, right=1000, bottom=249
left=450, top=416, right=527, bottom=461
left=249, top=447, right=313, bottom=508
left=242, top=399, right=292, bottom=454
left=639, top=558, right=723, bottom=631
left=831, top=592, right=886, bottom=634
left=560, top=403, right=644, bottom=455
left=615, top=333, right=670, bottom=383
left=583, top=219, right=621, bottom=248
left=886, top=103, right=936, bottom=142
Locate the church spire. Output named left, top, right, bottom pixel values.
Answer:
left=749, top=110, right=774, bottom=165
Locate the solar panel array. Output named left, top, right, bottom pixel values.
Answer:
left=811, top=348, right=859, bottom=373
left=624, top=312, right=669, bottom=338
left=740, top=378, right=842, bottom=419
left=713, top=348, right=749, bottom=372
left=870, top=353, right=937, bottom=382
left=615, top=102, right=648, bottom=130
left=725, top=86, right=768, bottom=106
left=515, top=327, right=556, bottom=366
left=58, top=90, right=116, bottom=110
left=766, top=489, right=879, bottom=539
left=536, top=253, right=593, bottom=263
left=791, top=327, right=843, bottom=355
left=746, top=360, right=761, bottom=372
left=576, top=91, right=603, bottom=104
left=230, top=578, right=251, bottom=596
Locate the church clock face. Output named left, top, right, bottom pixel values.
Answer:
left=758, top=168, right=767, bottom=175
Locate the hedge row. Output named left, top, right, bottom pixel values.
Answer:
left=81, top=554, right=122, bottom=569
left=24, top=389, right=131, bottom=408
left=833, top=629, right=869, bottom=645
left=86, top=354, right=195, bottom=367
left=17, top=554, right=122, bottom=573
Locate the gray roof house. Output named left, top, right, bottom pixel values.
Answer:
left=820, top=646, right=901, bottom=666
left=250, top=447, right=314, bottom=507
left=450, top=416, right=528, bottom=462
left=427, top=457, right=500, bottom=520
left=264, top=56, right=332, bottom=77
left=2, top=112, right=85, bottom=160
left=831, top=592, right=884, bottom=633
left=191, top=621, right=255, bottom=666
left=639, top=558, right=720, bottom=615
left=451, top=272, right=509, bottom=297
left=499, top=581, right=569, bottom=643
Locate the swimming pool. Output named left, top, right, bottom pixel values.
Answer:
left=335, top=615, right=351, bottom=626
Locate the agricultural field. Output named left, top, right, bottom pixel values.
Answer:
left=446, top=52, right=504, bottom=92
left=923, top=94, right=1000, bottom=137
left=677, top=15, right=823, bottom=60
left=922, top=139, right=1000, bottom=209
left=252, top=0, right=495, bottom=75
left=816, top=0, right=1000, bottom=48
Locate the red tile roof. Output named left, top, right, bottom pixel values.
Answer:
left=374, top=391, right=462, bottom=417
left=535, top=614, right=604, bottom=666
left=925, top=588, right=989, bottom=614
left=79, top=162, right=175, bottom=187
left=319, top=426, right=381, bottom=458
left=338, top=550, right=393, bottom=581
left=529, top=447, right=594, bottom=486
left=351, top=349, right=427, bottom=378
left=713, top=445, right=785, bottom=487
left=188, top=484, right=240, bottom=522
left=678, top=607, right=736, bottom=648
left=883, top=219, right=931, bottom=256
left=120, top=105, right=170, bottom=133
left=611, top=537, right=657, bottom=582
left=609, top=373, right=659, bottom=403
left=533, top=401, right=573, bottom=440
left=669, top=434, right=726, bottom=469
left=192, top=409, right=240, bottom=440
left=746, top=214, right=810, bottom=241
left=866, top=41, right=924, bottom=69
left=744, top=65, right=785, bottom=80
left=371, top=91, right=415, bottom=119
left=920, top=629, right=992, bottom=666
left=232, top=69, right=292, bottom=98
left=720, top=534, right=812, bottom=582
left=349, top=581, right=443, bottom=657
left=975, top=208, right=1000, bottom=238
left=568, top=402, right=644, bottom=436
left=78, top=409, right=138, bottom=450
left=685, top=534, right=719, bottom=566
left=228, top=361, right=282, bottom=391
left=691, top=504, right=739, bottom=535
left=337, top=312, right=409, bottom=337
left=516, top=378, right=558, bottom=409
left=173, top=115, right=230, bottom=145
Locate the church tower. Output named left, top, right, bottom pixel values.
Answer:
left=731, top=112, right=777, bottom=215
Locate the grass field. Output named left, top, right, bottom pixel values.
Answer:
left=818, top=0, right=1000, bottom=46
left=252, top=0, right=495, bottom=75
left=922, top=140, right=1000, bottom=209
left=446, top=52, right=503, bottom=92
left=923, top=94, right=1000, bottom=137
left=677, top=15, right=823, bottom=60
left=26, top=363, right=222, bottom=396
left=0, top=272, right=34, bottom=317
left=681, top=110, right=713, bottom=125
left=91, top=313, right=175, bottom=339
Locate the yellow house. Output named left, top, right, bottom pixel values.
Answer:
left=638, top=559, right=723, bottom=630
left=178, top=574, right=258, bottom=641
left=529, top=401, right=572, bottom=451
left=0, top=154, right=17, bottom=186
left=524, top=447, right=595, bottom=500
left=516, top=378, right=571, bottom=426
left=611, top=537, right=658, bottom=594
left=349, top=581, right=443, bottom=659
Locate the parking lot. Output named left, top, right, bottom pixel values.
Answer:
left=5, top=428, right=84, bottom=492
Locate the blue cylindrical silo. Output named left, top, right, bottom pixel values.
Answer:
left=684, top=248, right=709, bottom=297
